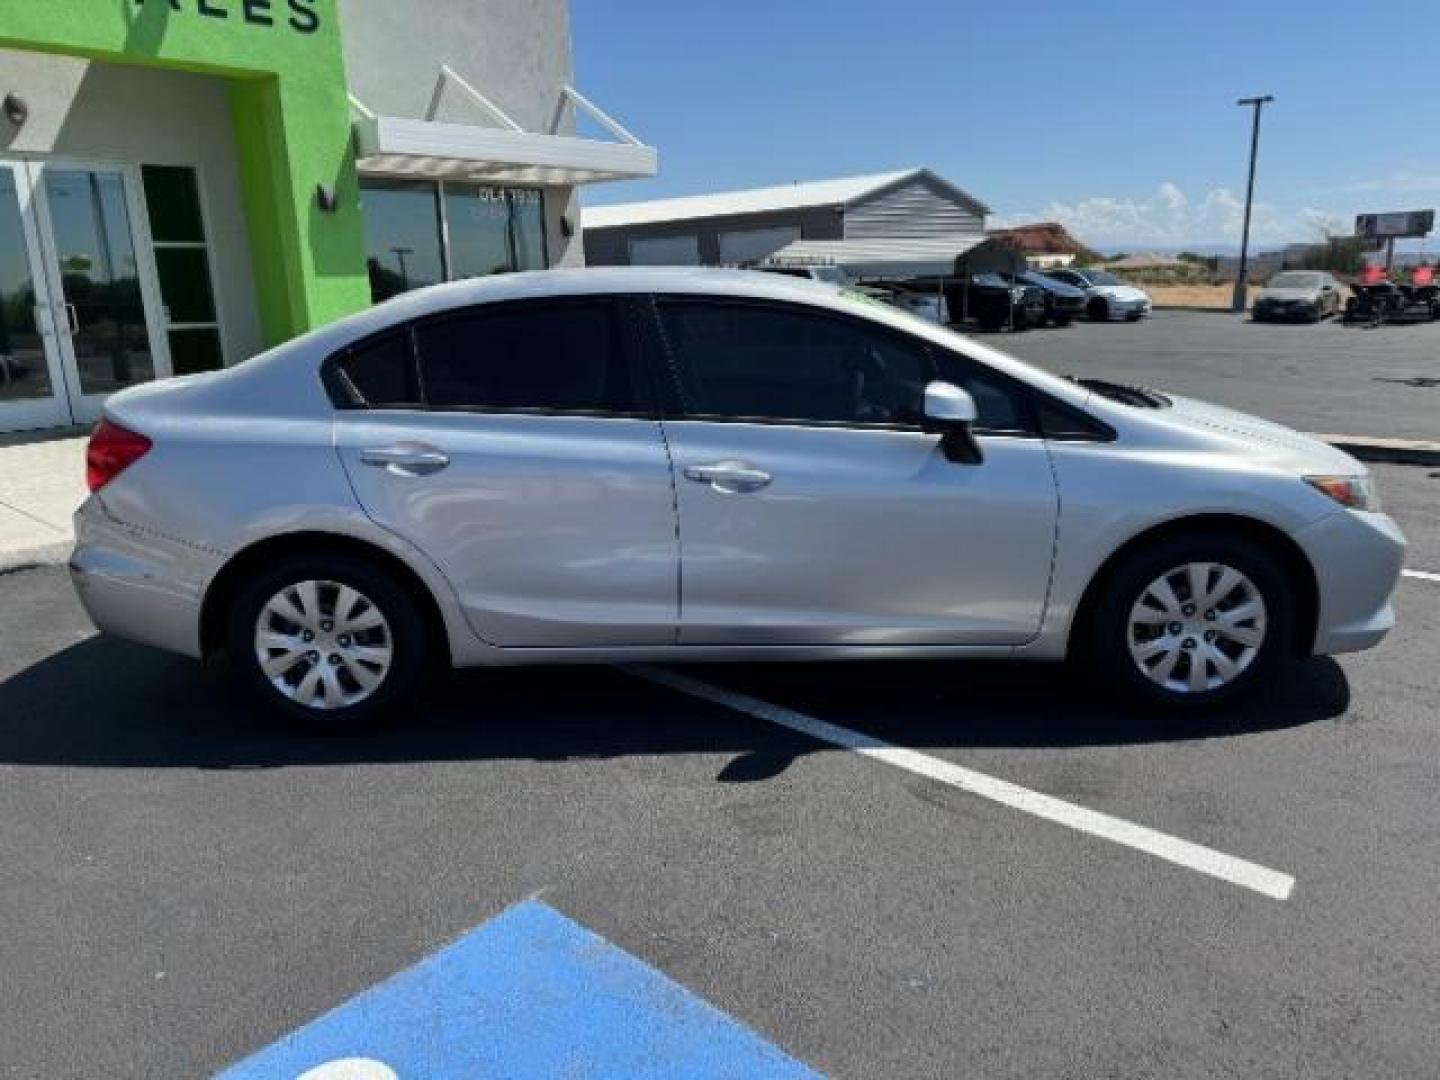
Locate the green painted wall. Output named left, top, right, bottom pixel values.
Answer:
left=0, top=0, right=370, bottom=345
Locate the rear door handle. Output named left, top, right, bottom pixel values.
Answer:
left=683, top=460, right=772, bottom=493
left=359, top=442, right=450, bottom=476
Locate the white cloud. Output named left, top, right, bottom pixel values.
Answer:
left=993, top=182, right=1332, bottom=249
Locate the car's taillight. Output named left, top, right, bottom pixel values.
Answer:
left=86, top=417, right=152, bottom=492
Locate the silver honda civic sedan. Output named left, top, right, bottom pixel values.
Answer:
left=70, top=268, right=1405, bottom=727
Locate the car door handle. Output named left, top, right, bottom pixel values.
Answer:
left=683, top=460, right=772, bottom=493
left=359, top=443, right=450, bottom=476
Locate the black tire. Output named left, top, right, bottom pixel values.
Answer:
left=1053, top=314, right=1073, bottom=328
left=227, top=551, right=431, bottom=729
left=1086, top=296, right=1110, bottom=321
left=1085, top=531, right=1296, bottom=711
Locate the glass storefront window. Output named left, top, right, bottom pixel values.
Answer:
left=445, top=185, right=513, bottom=280
left=510, top=189, right=547, bottom=272
left=361, top=180, right=547, bottom=303
left=142, top=165, right=224, bottom=375
left=360, top=181, right=446, bottom=304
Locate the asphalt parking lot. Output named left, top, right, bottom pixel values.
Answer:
left=0, top=460, right=1436, bottom=1078
left=996, top=309, right=1440, bottom=443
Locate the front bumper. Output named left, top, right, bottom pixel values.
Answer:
left=69, top=497, right=216, bottom=659
left=1253, top=300, right=1318, bottom=321
left=1102, top=297, right=1150, bottom=319
left=1294, top=508, right=1406, bottom=655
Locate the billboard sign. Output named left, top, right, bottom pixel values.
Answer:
left=1355, top=210, right=1434, bottom=241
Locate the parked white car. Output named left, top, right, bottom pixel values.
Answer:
left=1047, top=268, right=1153, bottom=322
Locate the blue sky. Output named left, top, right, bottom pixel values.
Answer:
left=573, top=1, right=1440, bottom=251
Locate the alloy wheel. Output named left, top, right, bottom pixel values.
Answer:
left=1126, top=562, right=1268, bottom=694
left=253, top=579, right=394, bottom=710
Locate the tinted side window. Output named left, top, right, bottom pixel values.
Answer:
left=932, top=350, right=1037, bottom=435
left=416, top=301, right=637, bottom=414
left=337, top=332, right=416, bottom=408
left=1035, top=395, right=1114, bottom=441
left=656, top=301, right=931, bottom=426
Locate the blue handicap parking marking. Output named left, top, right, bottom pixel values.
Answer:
left=217, top=899, right=822, bottom=1079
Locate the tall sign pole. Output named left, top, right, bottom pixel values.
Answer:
left=1232, top=95, right=1274, bottom=312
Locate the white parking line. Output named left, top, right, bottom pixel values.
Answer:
left=627, top=665, right=1296, bottom=902
left=1402, top=569, right=1440, bottom=583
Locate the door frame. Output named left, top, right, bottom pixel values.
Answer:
left=0, top=159, right=72, bottom=432
left=1, top=155, right=172, bottom=430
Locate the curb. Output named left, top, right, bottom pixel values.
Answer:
left=1317, top=435, right=1440, bottom=467
left=1151, top=305, right=1237, bottom=314
left=0, top=541, right=71, bottom=576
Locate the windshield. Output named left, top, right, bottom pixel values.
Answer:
left=1267, top=272, right=1324, bottom=289
left=1081, top=269, right=1122, bottom=286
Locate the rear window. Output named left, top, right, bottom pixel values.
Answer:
left=415, top=301, right=639, bottom=414
left=334, top=332, right=416, bottom=408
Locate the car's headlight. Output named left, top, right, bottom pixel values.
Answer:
left=1305, top=474, right=1379, bottom=511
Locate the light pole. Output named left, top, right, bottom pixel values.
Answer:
left=390, top=246, right=415, bottom=291
left=1232, top=94, right=1274, bottom=312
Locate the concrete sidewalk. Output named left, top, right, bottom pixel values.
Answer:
left=0, top=435, right=86, bottom=571
left=0, top=429, right=1436, bottom=573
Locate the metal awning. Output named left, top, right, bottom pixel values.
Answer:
left=351, top=70, right=658, bottom=186
left=760, top=235, right=1025, bottom=279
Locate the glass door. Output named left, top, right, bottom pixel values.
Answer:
left=0, top=162, right=71, bottom=433
left=30, top=161, right=171, bottom=426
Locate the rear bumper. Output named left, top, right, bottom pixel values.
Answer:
left=68, top=498, right=215, bottom=659
left=1294, top=509, right=1406, bottom=655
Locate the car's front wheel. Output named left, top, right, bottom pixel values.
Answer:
left=1088, top=532, right=1295, bottom=709
left=227, top=552, right=430, bottom=728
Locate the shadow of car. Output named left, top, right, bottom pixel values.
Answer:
left=0, top=633, right=1352, bottom=775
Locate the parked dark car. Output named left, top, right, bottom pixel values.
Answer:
left=939, top=273, right=1048, bottom=332
left=1003, top=270, right=1087, bottom=327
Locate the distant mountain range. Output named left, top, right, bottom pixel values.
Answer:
left=1099, top=238, right=1434, bottom=258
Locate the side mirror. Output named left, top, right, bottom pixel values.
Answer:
left=921, top=380, right=984, bottom=465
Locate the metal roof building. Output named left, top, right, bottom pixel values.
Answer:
left=583, top=168, right=991, bottom=269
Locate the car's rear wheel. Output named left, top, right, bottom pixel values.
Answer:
left=1088, top=532, right=1294, bottom=709
left=227, top=553, right=429, bottom=728
left=1086, top=296, right=1110, bottom=321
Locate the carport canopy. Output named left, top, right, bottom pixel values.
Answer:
left=760, top=235, right=1026, bottom=279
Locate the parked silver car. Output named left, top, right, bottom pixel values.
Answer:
left=1251, top=271, right=1343, bottom=322
left=71, top=269, right=1405, bottom=726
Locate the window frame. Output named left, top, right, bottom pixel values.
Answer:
left=140, top=163, right=229, bottom=372
left=322, top=295, right=658, bottom=421
left=642, top=294, right=1054, bottom=439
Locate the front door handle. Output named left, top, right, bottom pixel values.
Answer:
left=683, top=460, right=773, bottom=493
left=359, top=442, right=450, bottom=477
